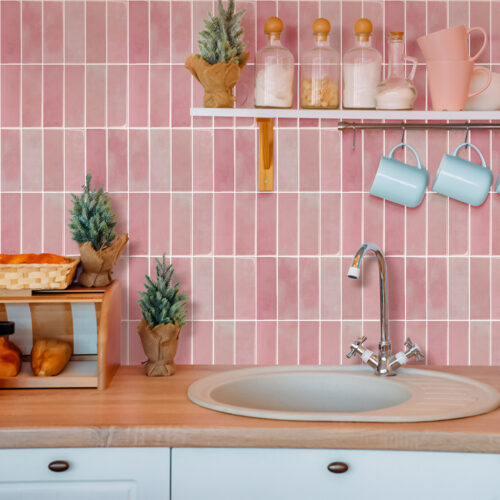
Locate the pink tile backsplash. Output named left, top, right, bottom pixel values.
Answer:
left=1, top=0, right=500, bottom=367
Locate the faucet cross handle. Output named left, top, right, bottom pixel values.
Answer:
left=404, top=338, right=424, bottom=361
left=346, top=336, right=367, bottom=359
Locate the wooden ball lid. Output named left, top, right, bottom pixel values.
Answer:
left=354, top=18, right=373, bottom=35
left=264, top=17, right=284, bottom=35
left=312, top=18, right=331, bottom=35
left=389, top=31, right=404, bottom=40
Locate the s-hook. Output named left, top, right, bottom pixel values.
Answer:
left=464, top=125, right=470, bottom=150
left=401, top=126, right=406, bottom=144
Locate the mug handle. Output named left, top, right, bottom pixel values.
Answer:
left=405, top=56, right=418, bottom=81
left=453, top=142, right=488, bottom=168
left=467, top=27, right=488, bottom=62
left=389, top=143, right=423, bottom=169
left=468, top=66, right=492, bottom=98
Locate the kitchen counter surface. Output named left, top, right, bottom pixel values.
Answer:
left=1, top=365, right=500, bottom=452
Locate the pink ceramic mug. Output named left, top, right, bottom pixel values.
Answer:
left=417, top=25, right=487, bottom=62
left=427, top=60, right=491, bottom=111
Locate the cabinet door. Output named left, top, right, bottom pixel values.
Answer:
left=0, top=448, right=170, bottom=500
left=172, top=448, right=500, bottom=500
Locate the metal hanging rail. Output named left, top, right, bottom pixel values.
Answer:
left=337, top=121, right=500, bottom=131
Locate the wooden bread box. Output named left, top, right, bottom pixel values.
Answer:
left=0, top=281, right=121, bottom=390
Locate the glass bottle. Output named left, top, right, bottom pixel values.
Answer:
left=254, top=17, right=294, bottom=108
left=301, top=18, right=340, bottom=109
left=375, top=32, right=417, bottom=110
left=342, top=18, right=382, bottom=109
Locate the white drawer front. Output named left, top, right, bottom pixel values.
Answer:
left=0, top=448, right=169, bottom=500
left=172, top=448, right=500, bottom=500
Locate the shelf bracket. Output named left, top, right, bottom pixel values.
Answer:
left=257, top=118, right=274, bottom=191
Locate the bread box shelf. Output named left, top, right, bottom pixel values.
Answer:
left=0, top=281, right=121, bottom=390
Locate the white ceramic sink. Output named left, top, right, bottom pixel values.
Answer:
left=188, top=366, right=500, bottom=422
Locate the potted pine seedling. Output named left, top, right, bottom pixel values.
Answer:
left=69, top=174, right=128, bottom=287
left=185, top=0, right=249, bottom=107
left=137, top=257, right=188, bottom=377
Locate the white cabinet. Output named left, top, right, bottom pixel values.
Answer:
left=0, top=448, right=170, bottom=500
left=172, top=448, right=500, bottom=500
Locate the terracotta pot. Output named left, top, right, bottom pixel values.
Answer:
left=185, top=53, right=249, bottom=108
left=137, top=318, right=181, bottom=377
left=78, top=233, right=129, bottom=287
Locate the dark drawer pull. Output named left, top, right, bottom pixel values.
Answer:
left=48, top=460, right=70, bottom=472
left=327, top=462, right=349, bottom=474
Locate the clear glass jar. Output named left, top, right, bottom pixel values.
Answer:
left=342, top=18, right=382, bottom=109
left=301, top=18, right=339, bottom=109
left=375, top=32, right=417, bottom=110
left=254, top=17, right=294, bottom=108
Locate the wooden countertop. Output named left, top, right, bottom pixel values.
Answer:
left=1, top=365, right=500, bottom=452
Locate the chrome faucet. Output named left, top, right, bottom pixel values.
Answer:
left=345, top=242, right=424, bottom=376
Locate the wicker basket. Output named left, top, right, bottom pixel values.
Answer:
left=0, top=257, right=80, bottom=290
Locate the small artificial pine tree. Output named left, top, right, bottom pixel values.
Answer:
left=138, top=257, right=188, bottom=329
left=69, top=173, right=117, bottom=252
left=198, top=0, right=246, bottom=65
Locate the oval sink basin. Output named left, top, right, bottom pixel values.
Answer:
left=188, top=366, right=500, bottom=422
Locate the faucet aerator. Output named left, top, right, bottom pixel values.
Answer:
left=347, top=267, right=360, bottom=279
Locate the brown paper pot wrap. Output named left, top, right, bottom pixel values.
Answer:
left=185, top=53, right=249, bottom=108
left=78, top=233, right=129, bottom=287
left=137, top=318, right=181, bottom=377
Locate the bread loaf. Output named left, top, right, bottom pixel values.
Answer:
left=0, top=336, right=21, bottom=377
left=31, top=339, right=72, bottom=377
left=0, top=253, right=71, bottom=265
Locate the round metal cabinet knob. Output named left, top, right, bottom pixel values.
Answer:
left=48, top=460, right=70, bottom=472
left=327, top=461, right=349, bottom=474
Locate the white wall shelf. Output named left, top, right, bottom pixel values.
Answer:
left=191, top=107, right=500, bottom=121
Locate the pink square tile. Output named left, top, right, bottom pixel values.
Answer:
left=299, top=321, right=319, bottom=364
left=129, top=1, right=149, bottom=63
left=385, top=256, right=405, bottom=321
left=449, top=321, right=469, bottom=365
left=22, top=130, right=42, bottom=191
left=86, top=130, right=107, bottom=189
left=278, top=193, right=297, bottom=255
left=363, top=193, right=383, bottom=247
left=299, top=257, right=319, bottom=320
left=171, top=193, right=192, bottom=255
left=22, top=1, right=42, bottom=63
left=150, top=130, right=171, bottom=192
left=427, top=321, right=447, bottom=365
left=471, top=199, right=491, bottom=256
left=65, top=2, right=85, bottom=63
left=65, top=193, right=81, bottom=255
left=44, top=130, right=63, bottom=191
left=129, top=130, right=149, bottom=191
left=214, top=194, right=234, bottom=255
left=449, top=199, right=469, bottom=255
left=341, top=193, right=362, bottom=255
left=214, top=258, right=234, bottom=319
left=193, top=129, right=213, bottom=191
left=150, top=193, right=170, bottom=256
left=171, top=129, right=192, bottom=191
left=278, top=2, right=298, bottom=60
left=86, top=66, right=106, bottom=127
left=341, top=256, right=362, bottom=319
left=235, top=193, right=255, bottom=255
left=150, top=66, right=170, bottom=127
left=470, top=258, right=490, bottom=320
left=1, top=130, right=20, bottom=191
left=236, top=321, right=255, bottom=365
left=494, top=3, right=500, bottom=64
left=214, top=322, right=234, bottom=364
left=193, top=193, right=213, bottom=255
left=129, top=194, right=149, bottom=256
left=406, top=202, right=426, bottom=255
left=427, top=194, right=447, bottom=255
left=236, top=258, right=255, bottom=319
left=192, top=257, right=213, bottom=321
left=172, top=2, right=191, bottom=63
left=341, top=321, right=362, bottom=366
left=109, top=193, right=128, bottom=239
left=406, top=257, right=426, bottom=320
left=43, top=65, right=63, bottom=127
left=449, top=257, right=469, bottom=320
left=493, top=259, right=500, bottom=319
left=300, top=194, right=319, bottom=255
left=384, top=202, right=405, bottom=255
left=257, top=321, right=276, bottom=365
left=277, top=322, right=298, bottom=364
left=321, top=129, right=341, bottom=191
left=193, top=321, right=214, bottom=364
left=214, top=129, right=235, bottom=191
left=64, top=130, right=85, bottom=192
left=470, top=321, right=490, bottom=365
left=65, top=66, right=85, bottom=127
left=278, top=257, right=298, bottom=320
left=171, top=66, right=191, bottom=127
left=235, top=129, right=256, bottom=191
left=320, top=321, right=341, bottom=365
left=469, top=2, right=490, bottom=65
left=1, top=66, right=20, bottom=126
left=321, top=257, right=341, bottom=320
left=277, top=129, right=298, bottom=191
left=405, top=322, right=427, bottom=366
left=320, top=193, right=340, bottom=255
left=299, top=129, right=319, bottom=191
left=129, top=257, right=149, bottom=321
left=21, top=194, right=42, bottom=253
left=176, top=322, right=193, bottom=365
left=43, top=1, right=63, bottom=63
left=107, top=1, right=127, bottom=63
left=151, top=1, right=170, bottom=63
left=1, top=194, right=21, bottom=253
left=43, top=193, right=64, bottom=254
left=363, top=131, right=383, bottom=191
left=129, top=65, right=149, bottom=127
left=86, top=2, right=106, bottom=63
left=257, top=193, right=276, bottom=254
left=492, top=322, right=500, bottom=365
left=257, top=257, right=276, bottom=320
left=108, top=66, right=127, bottom=127
left=22, top=66, right=42, bottom=127
left=427, top=257, right=447, bottom=320
left=1, top=1, right=20, bottom=63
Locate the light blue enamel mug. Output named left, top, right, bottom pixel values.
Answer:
left=370, top=143, right=429, bottom=208
left=432, top=143, right=492, bottom=206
